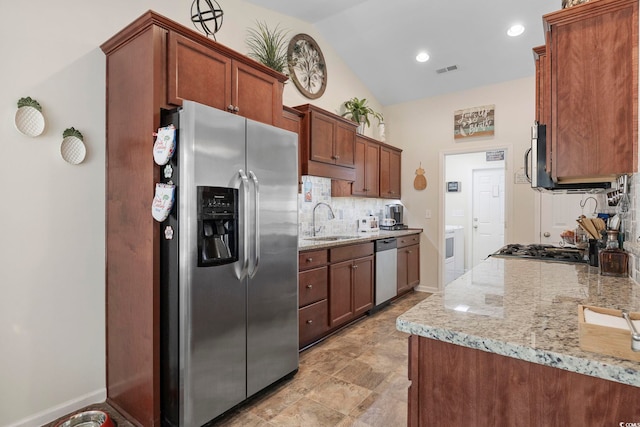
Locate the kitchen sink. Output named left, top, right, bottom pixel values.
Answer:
left=304, top=235, right=361, bottom=242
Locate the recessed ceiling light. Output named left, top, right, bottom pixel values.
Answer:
left=416, top=52, right=430, bottom=62
left=507, top=24, right=525, bottom=37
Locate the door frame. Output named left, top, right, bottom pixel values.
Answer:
left=438, top=143, right=514, bottom=291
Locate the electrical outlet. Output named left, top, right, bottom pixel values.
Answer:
left=425, top=209, right=432, bottom=219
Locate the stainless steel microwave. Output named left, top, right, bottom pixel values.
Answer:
left=524, top=123, right=611, bottom=192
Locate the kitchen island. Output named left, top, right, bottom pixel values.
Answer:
left=397, top=256, right=640, bottom=426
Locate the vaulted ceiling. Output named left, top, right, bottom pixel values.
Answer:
left=245, top=0, right=561, bottom=105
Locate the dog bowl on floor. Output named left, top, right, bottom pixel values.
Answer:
left=56, top=410, right=114, bottom=427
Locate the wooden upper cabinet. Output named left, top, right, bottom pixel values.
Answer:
left=167, top=30, right=285, bottom=126
left=380, top=145, right=401, bottom=199
left=295, top=104, right=357, bottom=182
left=167, top=31, right=232, bottom=111
left=353, top=135, right=380, bottom=197
left=543, top=0, right=638, bottom=182
left=533, top=45, right=549, bottom=127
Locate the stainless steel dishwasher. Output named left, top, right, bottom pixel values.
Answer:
left=375, top=238, right=398, bottom=307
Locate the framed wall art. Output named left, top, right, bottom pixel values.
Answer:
left=454, top=105, right=495, bottom=139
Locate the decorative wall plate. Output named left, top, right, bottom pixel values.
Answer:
left=60, top=127, right=86, bottom=165
left=288, top=34, right=327, bottom=99
left=15, top=97, right=45, bottom=137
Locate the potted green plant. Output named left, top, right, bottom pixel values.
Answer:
left=245, top=21, right=289, bottom=73
left=341, top=97, right=383, bottom=134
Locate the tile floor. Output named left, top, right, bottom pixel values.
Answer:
left=49, top=290, right=429, bottom=427
left=212, top=290, right=430, bottom=427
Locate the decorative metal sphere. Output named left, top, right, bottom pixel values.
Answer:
left=191, top=0, right=224, bottom=40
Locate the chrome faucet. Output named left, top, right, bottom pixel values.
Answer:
left=312, top=202, right=335, bottom=236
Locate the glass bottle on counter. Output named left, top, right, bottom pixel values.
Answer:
left=599, top=230, right=628, bottom=277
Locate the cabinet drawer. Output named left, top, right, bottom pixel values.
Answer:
left=299, top=267, right=328, bottom=307
left=299, top=249, right=328, bottom=270
left=299, top=299, right=329, bottom=348
left=397, top=234, right=420, bottom=248
left=330, top=242, right=374, bottom=263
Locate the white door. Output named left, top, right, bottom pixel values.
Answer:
left=539, top=193, right=587, bottom=245
left=472, top=168, right=504, bottom=267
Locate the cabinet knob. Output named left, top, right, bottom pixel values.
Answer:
left=234, top=106, right=240, bottom=113
left=335, top=155, right=340, bottom=160
left=352, top=264, right=358, bottom=269
left=307, top=257, right=313, bottom=263
left=306, top=319, right=313, bottom=325
left=227, top=104, right=234, bottom=111
left=306, top=284, right=313, bottom=289
left=408, top=250, right=413, bottom=254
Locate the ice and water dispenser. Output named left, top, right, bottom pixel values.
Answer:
left=197, top=186, right=238, bottom=266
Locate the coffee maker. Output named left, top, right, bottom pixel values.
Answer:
left=382, top=204, right=407, bottom=230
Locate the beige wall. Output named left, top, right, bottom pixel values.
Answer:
left=385, top=77, right=537, bottom=291
left=1, top=1, right=537, bottom=424
left=0, top=1, right=382, bottom=425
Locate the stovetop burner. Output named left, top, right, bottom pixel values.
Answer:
left=492, top=243, right=587, bottom=263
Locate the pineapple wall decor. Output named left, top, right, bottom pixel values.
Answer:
left=15, top=97, right=45, bottom=137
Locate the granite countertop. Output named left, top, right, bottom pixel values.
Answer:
left=298, top=228, right=423, bottom=251
left=397, top=256, right=640, bottom=387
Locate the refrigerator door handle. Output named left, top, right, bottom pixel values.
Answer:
left=238, top=169, right=250, bottom=279
left=248, top=171, right=260, bottom=278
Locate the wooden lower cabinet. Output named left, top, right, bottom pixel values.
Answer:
left=299, top=300, right=328, bottom=348
left=299, top=242, right=374, bottom=349
left=329, top=255, right=374, bottom=328
left=398, top=234, right=420, bottom=295
left=408, top=336, right=640, bottom=426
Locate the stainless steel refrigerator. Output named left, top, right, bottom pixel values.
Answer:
left=160, top=101, right=299, bottom=427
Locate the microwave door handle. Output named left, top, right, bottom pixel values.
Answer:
left=238, top=170, right=250, bottom=279
left=524, top=147, right=532, bottom=183
left=248, top=171, right=260, bottom=278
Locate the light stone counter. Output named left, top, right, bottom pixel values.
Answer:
left=397, top=256, right=640, bottom=387
left=298, top=228, right=422, bottom=251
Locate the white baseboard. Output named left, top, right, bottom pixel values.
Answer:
left=7, top=389, right=106, bottom=427
left=415, top=284, right=438, bottom=294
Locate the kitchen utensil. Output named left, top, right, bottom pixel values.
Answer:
left=577, top=216, right=599, bottom=239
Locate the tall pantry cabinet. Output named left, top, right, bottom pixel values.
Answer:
left=100, top=11, right=287, bottom=426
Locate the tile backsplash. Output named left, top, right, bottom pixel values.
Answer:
left=298, top=176, right=401, bottom=237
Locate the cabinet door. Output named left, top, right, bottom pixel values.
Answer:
left=329, top=260, right=354, bottom=327
left=354, top=137, right=381, bottom=197
left=233, top=60, right=282, bottom=126
left=397, top=248, right=409, bottom=294
left=310, top=111, right=337, bottom=164
left=167, top=32, right=232, bottom=110
left=334, top=120, right=356, bottom=168
left=380, top=146, right=401, bottom=198
left=352, top=137, right=367, bottom=196
left=398, top=244, right=419, bottom=294
left=353, top=255, right=374, bottom=316
left=365, top=141, right=380, bottom=196
left=548, top=1, right=638, bottom=180
left=406, top=244, right=420, bottom=287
